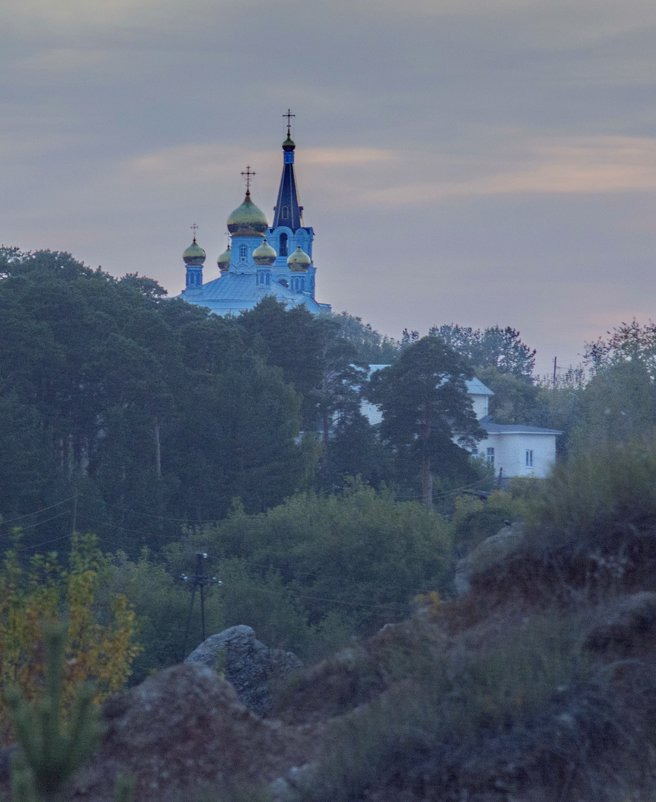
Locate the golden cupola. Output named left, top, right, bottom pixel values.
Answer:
left=287, top=245, right=311, bottom=272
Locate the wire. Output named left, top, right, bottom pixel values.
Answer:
left=0, top=495, right=77, bottom=525
left=7, top=508, right=73, bottom=532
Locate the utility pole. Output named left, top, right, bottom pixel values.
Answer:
left=553, top=356, right=558, bottom=387
left=181, top=552, right=221, bottom=658
left=71, top=489, right=78, bottom=536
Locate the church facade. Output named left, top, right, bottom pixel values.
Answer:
left=180, top=119, right=331, bottom=316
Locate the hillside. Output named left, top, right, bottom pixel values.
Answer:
left=3, top=443, right=655, bottom=801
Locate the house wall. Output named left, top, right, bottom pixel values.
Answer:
left=477, top=432, right=556, bottom=479
left=469, top=392, right=489, bottom=420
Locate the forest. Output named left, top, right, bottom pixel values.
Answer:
left=1, top=246, right=655, bottom=753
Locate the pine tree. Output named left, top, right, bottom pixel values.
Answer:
left=7, top=624, right=100, bottom=802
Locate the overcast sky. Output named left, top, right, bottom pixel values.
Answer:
left=3, top=0, right=656, bottom=375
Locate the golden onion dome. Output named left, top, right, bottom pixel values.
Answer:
left=287, top=245, right=311, bottom=272
left=183, top=238, right=206, bottom=266
left=253, top=239, right=277, bottom=266
left=227, top=191, right=268, bottom=235
left=217, top=245, right=231, bottom=272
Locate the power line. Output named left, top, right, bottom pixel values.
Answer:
left=0, top=495, right=77, bottom=525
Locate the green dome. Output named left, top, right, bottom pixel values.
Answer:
left=227, top=191, right=268, bottom=235
left=287, top=245, right=311, bottom=272
left=217, top=245, right=231, bottom=272
left=253, top=239, right=277, bottom=266
left=183, top=238, right=206, bottom=266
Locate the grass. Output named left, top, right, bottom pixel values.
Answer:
left=292, top=607, right=650, bottom=802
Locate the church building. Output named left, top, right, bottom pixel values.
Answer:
left=180, top=113, right=331, bottom=316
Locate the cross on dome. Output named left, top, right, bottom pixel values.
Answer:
left=283, top=108, right=295, bottom=137
left=190, top=222, right=198, bottom=243
left=240, top=165, right=256, bottom=194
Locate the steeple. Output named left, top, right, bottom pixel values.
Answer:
left=272, top=108, right=303, bottom=230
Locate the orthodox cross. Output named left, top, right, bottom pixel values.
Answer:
left=240, top=165, right=255, bottom=193
left=283, top=108, right=295, bottom=137
left=190, top=222, right=198, bottom=242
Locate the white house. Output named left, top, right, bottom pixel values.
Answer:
left=364, top=367, right=560, bottom=480
left=465, top=380, right=561, bottom=479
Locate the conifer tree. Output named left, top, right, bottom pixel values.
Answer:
left=7, top=624, right=99, bottom=802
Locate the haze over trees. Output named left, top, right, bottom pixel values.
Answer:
left=4, top=243, right=656, bottom=780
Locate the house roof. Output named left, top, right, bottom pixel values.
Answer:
left=481, top=418, right=562, bottom=436
left=466, top=377, right=494, bottom=396
left=366, top=368, right=494, bottom=400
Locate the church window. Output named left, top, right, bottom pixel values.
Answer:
left=525, top=449, right=534, bottom=467
left=279, top=233, right=288, bottom=256
left=239, top=244, right=247, bottom=262
left=486, top=447, right=495, bottom=467
left=282, top=206, right=289, bottom=220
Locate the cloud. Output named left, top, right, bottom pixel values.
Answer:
left=3, top=0, right=168, bottom=36
left=303, top=148, right=395, bottom=167
left=353, top=136, right=656, bottom=205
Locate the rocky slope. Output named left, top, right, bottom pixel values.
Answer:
left=3, top=513, right=656, bottom=801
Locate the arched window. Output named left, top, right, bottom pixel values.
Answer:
left=279, top=233, right=288, bottom=257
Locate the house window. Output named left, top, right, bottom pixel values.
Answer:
left=486, top=447, right=495, bottom=468
left=525, top=449, right=534, bottom=467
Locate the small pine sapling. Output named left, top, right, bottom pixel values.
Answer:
left=6, top=623, right=100, bottom=802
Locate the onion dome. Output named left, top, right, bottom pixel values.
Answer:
left=217, top=244, right=231, bottom=272
left=183, top=237, right=206, bottom=266
left=253, top=239, right=277, bottom=266
left=227, top=191, right=268, bottom=235
left=287, top=245, right=311, bottom=272
left=282, top=134, right=296, bottom=152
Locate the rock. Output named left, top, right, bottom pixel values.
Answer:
left=455, top=523, right=525, bottom=595
left=185, top=625, right=303, bottom=716
left=584, top=591, right=656, bottom=655
left=70, top=663, right=311, bottom=802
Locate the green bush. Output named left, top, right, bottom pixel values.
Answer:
left=525, top=437, right=656, bottom=553
left=452, top=489, right=527, bottom=554
left=170, top=484, right=454, bottom=656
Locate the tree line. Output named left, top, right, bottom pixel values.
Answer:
left=2, top=245, right=656, bottom=704
left=1, top=247, right=652, bottom=549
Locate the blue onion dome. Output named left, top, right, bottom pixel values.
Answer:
left=253, top=239, right=277, bottom=266
left=183, top=237, right=206, bottom=266
left=217, top=244, right=231, bottom=272
left=287, top=245, right=311, bottom=272
left=227, top=191, right=268, bottom=235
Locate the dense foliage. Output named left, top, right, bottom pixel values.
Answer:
left=368, top=336, right=485, bottom=506
left=0, top=535, right=138, bottom=745
left=0, top=249, right=319, bottom=551
left=168, top=483, right=454, bottom=655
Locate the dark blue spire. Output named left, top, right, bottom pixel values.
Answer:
left=272, top=132, right=303, bottom=230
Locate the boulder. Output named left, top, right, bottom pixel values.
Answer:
left=185, top=625, right=303, bottom=716
left=70, top=663, right=310, bottom=802
left=455, top=523, right=525, bottom=595
left=584, top=591, right=656, bottom=655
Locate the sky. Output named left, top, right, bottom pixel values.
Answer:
left=2, top=0, right=656, bottom=376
